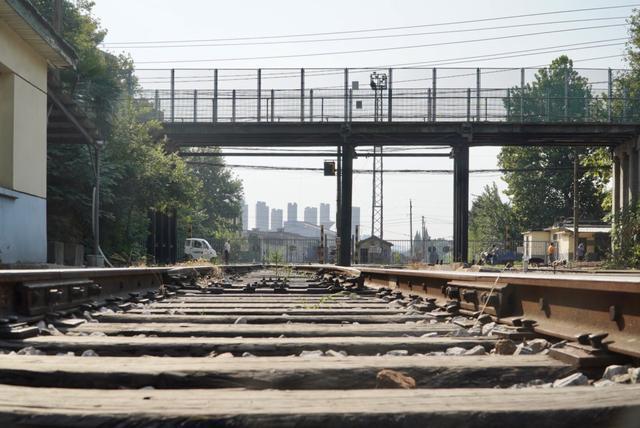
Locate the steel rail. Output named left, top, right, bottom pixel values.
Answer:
left=295, top=264, right=640, bottom=360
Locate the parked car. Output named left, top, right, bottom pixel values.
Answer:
left=184, top=238, right=217, bottom=261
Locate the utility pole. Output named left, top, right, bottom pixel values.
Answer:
left=573, top=149, right=580, bottom=262
left=370, top=71, right=387, bottom=239
left=409, top=200, right=413, bottom=258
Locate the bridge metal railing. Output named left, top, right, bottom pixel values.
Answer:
left=131, top=67, right=637, bottom=124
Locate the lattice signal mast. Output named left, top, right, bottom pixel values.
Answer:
left=370, top=72, right=387, bottom=239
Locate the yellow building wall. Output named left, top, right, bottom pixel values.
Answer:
left=0, top=19, right=48, bottom=198
left=0, top=72, right=13, bottom=189
left=523, top=231, right=549, bottom=258
left=553, top=231, right=597, bottom=260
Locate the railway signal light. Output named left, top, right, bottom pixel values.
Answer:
left=324, top=160, right=336, bottom=176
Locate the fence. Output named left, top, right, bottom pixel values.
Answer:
left=207, top=237, right=337, bottom=264
left=132, top=67, right=637, bottom=124
left=182, top=236, right=588, bottom=265
left=199, top=237, right=457, bottom=265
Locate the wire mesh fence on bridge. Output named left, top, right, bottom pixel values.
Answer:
left=131, top=67, right=638, bottom=124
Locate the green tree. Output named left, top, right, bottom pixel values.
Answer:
left=499, top=56, right=609, bottom=231
left=610, top=203, right=640, bottom=268
left=181, top=149, right=244, bottom=240
left=99, top=101, right=203, bottom=263
left=468, top=183, right=519, bottom=246
left=40, top=0, right=132, bottom=247
left=506, top=55, right=598, bottom=122
left=37, top=1, right=244, bottom=264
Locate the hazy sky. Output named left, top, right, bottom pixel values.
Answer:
left=93, top=0, right=631, bottom=240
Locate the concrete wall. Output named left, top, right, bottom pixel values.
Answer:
left=0, top=17, right=49, bottom=263
left=0, top=186, right=46, bottom=264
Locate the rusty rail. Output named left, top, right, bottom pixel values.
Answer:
left=0, top=265, right=261, bottom=318
left=296, top=265, right=640, bottom=360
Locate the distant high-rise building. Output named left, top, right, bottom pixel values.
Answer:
left=351, top=206, right=361, bottom=236
left=256, top=201, right=269, bottom=231
left=242, top=203, right=249, bottom=231
left=319, top=203, right=332, bottom=229
left=270, top=208, right=283, bottom=231
left=304, top=207, right=318, bottom=225
left=287, top=202, right=298, bottom=222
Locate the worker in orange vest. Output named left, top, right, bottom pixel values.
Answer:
left=547, top=242, right=556, bottom=265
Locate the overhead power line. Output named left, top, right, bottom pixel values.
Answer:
left=104, top=17, right=626, bottom=49
left=102, top=4, right=638, bottom=45
left=134, top=40, right=627, bottom=86
left=185, top=161, right=608, bottom=174
left=136, top=23, right=628, bottom=64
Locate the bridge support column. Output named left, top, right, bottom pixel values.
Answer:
left=338, top=141, right=354, bottom=267
left=453, top=144, right=469, bottom=263
left=613, top=138, right=640, bottom=214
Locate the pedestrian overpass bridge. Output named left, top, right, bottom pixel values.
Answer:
left=133, top=66, right=640, bottom=265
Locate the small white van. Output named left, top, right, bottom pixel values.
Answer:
left=184, top=238, right=217, bottom=260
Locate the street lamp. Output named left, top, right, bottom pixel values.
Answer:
left=369, top=72, right=387, bottom=121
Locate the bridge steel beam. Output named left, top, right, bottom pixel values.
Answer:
left=453, top=144, right=469, bottom=263
left=163, top=122, right=638, bottom=148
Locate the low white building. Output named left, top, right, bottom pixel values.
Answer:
left=523, top=221, right=610, bottom=261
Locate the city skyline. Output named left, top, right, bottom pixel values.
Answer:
left=244, top=200, right=361, bottom=233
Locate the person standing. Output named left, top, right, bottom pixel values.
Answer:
left=224, top=241, right=231, bottom=265
left=576, top=242, right=585, bottom=262
left=547, top=242, right=556, bottom=265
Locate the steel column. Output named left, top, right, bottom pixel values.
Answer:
left=154, top=90, right=159, bottom=120
left=453, top=144, right=469, bottom=263
left=257, top=69, right=262, bottom=122
left=432, top=68, right=437, bottom=121
left=309, top=89, right=314, bottom=122
left=624, top=86, right=629, bottom=122
left=170, top=69, right=175, bottom=122
left=608, top=68, right=613, bottom=123
left=300, top=68, right=305, bottom=122
left=193, top=90, right=197, bottom=122
left=344, top=68, right=349, bottom=122
left=520, top=68, right=525, bottom=123
left=338, top=141, right=354, bottom=266
left=476, top=68, right=481, bottom=122
left=388, top=68, right=393, bottom=122
left=349, top=89, right=353, bottom=122
left=232, top=90, right=236, bottom=122
left=270, top=89, right=275, bottom=122
left=613, top=155, right=621, bottom=221
left=564, top=68, right=569, bottom=122
left=213, top=69, right=218, bottom=123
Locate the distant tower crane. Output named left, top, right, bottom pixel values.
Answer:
left=370, top=71, right=387, bottom=239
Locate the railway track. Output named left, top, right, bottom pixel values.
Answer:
left=0, top=266, right=638, bottom=426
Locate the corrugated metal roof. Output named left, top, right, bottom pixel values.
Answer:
left=0, top=0, right=76, bottom=68
left=565, top=226, right=611, bottom=233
